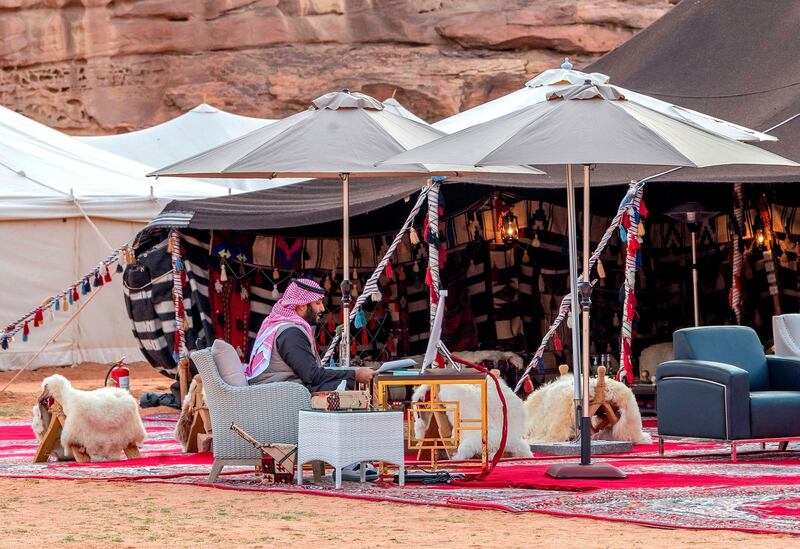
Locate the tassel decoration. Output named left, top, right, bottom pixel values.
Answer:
left=619, top=226, right=628, bottom=242
left=62, top=295, right=69, bottom=312
left=34, top=308, right=43, bottom=327
left=271, top=285, right=279, bottom=299
left=1, top=336, right=7, bottom=350
left=522, top=248, right=530, bottom=263
left=72, top=287, right=79, bottom=302
left=385, top=262, right=394, bottom=279
left=272, top=268, right=279, bottom=280
left=220, top=263, right=228, bottom=282
left=409, top=227, right=420, bottom=245
left=639, top=199, right=649, bottom=218
left=523, top=375, right=534, bottom=394
left=553, top=331, right=563, bottom=352
left=597, top=258, right=606, bottom=279
left=23, top=321, right=30, bottom=338
left=104, top=266, right=112, bottom=283
left=116, top=262, right=124, bottom=273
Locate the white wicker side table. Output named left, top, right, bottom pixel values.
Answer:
left=296, top=409, right=405, bottom=489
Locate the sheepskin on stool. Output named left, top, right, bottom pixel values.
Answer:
left=31, top=401, right=72, bottom=461
left=411, top=372, right=532, bottom=460
left=38, top=374, right=146, bottom=462
left=524, top=373, right=651, bottom=445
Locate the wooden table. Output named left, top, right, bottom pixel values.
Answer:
left=374, top=368, right=489, bottom=472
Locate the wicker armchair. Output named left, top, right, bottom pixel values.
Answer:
left=190, top=348, right=312, bottom=482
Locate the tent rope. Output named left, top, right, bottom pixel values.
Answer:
left=618, top=185, right=645, bottom=383
left=319, top=185, right=431, bottom=365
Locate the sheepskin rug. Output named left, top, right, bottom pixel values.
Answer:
left=524, top=374, right=651, bottom=445
left=38, top=374, right=146, bottom=461
left=411, top=373, right=532, bottom=460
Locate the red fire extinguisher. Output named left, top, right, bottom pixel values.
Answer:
left=105, top=357, right=130, bottom=390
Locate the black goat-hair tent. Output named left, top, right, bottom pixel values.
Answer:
left=124, top=178, right=800, bottom=385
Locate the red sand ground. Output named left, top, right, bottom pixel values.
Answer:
left=0, top=363, right=793, bottom=548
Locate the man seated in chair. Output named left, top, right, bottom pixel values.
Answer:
left=244, top=278, right=377, bottom=391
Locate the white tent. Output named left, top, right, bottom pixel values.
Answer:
left=381, top=97, right=428, bottom=125
left=0, top=105, right=232, bottom=370
left=79, top=104, right=304, bottom=192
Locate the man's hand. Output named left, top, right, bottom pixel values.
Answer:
left=354, top=367, right=378, bottom=385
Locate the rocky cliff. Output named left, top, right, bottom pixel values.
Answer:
left=0, top=0, right=673, bottom=133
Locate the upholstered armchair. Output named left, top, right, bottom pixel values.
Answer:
left=191, top=347, right=312, bottom=481
left=656, top=326, right=800, bottom=460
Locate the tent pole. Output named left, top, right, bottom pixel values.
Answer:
left=691, top=230, right=700, bottom=326
left=340, top=173, right=351, bottom=367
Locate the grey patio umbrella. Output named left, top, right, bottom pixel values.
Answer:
left=150, top=89, right=541, bottom=367
left=383, top=81, right=798, bottom=478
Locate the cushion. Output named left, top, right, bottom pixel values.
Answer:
left=750, top=391, right=800, bottom=439
left=211, top=339, right=247, bottom=387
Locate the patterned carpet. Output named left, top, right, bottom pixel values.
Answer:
left=2, top=415, right=800, bottom=535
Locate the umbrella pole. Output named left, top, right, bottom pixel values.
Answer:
left=547, top=165, right=626, bottom=479
left=341, top=173, right=351, bottom=367
left=580, top=164, right=592, bottom=466
left=564, top=165, right=582, bottom=432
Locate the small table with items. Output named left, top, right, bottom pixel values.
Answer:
left=375, top=368, right=489, bottom=472
left=296, top=409, right=405, bottom=489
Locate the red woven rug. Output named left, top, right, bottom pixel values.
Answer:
left=3, top=415, right=800, bottom=535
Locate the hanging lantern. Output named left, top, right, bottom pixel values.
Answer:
left=755, top=228, right=766, bottom=249
left=500, top=210, right=520, bottom=243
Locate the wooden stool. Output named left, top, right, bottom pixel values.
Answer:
left=185, top=376, right=212, bottom=453
left=589, top=366, right=620, bottom=434
left=33, top=401, right=141, bottom=463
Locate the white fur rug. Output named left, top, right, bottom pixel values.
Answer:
left=524, top=374, right=651, bottom=445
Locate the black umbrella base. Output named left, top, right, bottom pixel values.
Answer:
left=545, top=462, right=627, bottom=479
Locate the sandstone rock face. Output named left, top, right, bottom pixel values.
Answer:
left=0, top=0, right=673, bottom=133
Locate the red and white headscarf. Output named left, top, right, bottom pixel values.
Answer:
left=244, top=278, right=325, bottom=380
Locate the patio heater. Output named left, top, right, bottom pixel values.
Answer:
left=665, top=202, right=720, bottom=326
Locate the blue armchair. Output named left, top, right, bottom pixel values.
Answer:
left=656, top=325, right=800, bottom=460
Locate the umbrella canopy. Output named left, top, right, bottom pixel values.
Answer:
left=387, top=83, right=798, bottom=170
left=149, top=89, right=541, bottom=179
left=382, top=97, right=428, bottom=125
left=434, top=66, right=775, bottom=143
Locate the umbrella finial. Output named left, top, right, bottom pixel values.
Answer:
left=561, top=58, right=573, bottom=70
left=342, top=88, right=351, bottom=94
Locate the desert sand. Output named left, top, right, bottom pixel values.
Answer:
left=0, top=363, right=793, bottom=548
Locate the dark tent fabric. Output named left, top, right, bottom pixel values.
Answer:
left=583, top=0, right=800, bottom=185
left=152, top=177, right=553, bottom=231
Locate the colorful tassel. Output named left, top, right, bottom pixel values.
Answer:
left=272, top=268, right=279, bottom=279
left=34, top=308, right=43, bottom=327
left=523, top=375, right=534, bottom=393
left=354, top=310, right=365, bottom=329
left=385, top=262, right=394, bottom=279
left=72, top=287, right=79, bottom=302
left=220, top=262, right=228, bottom=282
left=425, top=267, right=432, bottom=287
left=597, top=258, right=606, bottom=279
left=1, top=336, right=7, bottom=350
left=619, top=226, right=627, bottom=242
left=116, top=262, right=124, bottom=273
left=329, top=356, right=336, bottom=368
left=409, top=227, right=420, bottom=245
left=104, top=266, right=112, bottom=283
left=639, top=199, right=649, bottom=218
left=175, top=258, right=184, bottom=272
left=23, top=321, right=30, bottom=337
left=271, top=285, right=279, bottom=299
left=62, top=295, right=69, bottom=312
left=553, top=331, right=563, bottom=352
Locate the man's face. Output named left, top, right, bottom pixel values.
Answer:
left=298, top=299, right=326, bottom=325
